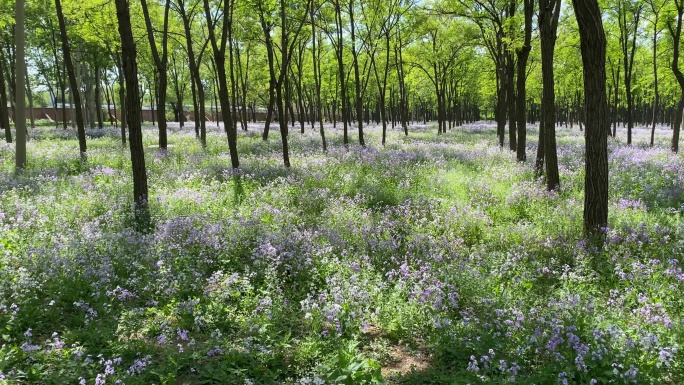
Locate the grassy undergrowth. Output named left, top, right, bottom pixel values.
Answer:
left=0, top=122, right=683, bottom=384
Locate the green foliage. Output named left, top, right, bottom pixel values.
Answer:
left=320, top=342, right=385, bottom=385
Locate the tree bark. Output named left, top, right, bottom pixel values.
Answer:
left=310, top=6, right=327, bottom=151
left=668, top=1, right=684, bottom=153
left=25, top=67, right=35, bottom=129
left=334, top=1, right=349, bottom=145
left=0, top=50, right=10, bottom=143
left=204, top=0, right=239, bottom=167
left=114, top=0, right=150, bottom=222
left=141, top=0, right=170, bottom=149
left=572, top=0, right=609, bottom=236
left=116, top=62, right=127, bottom=145
left=618, top=1, right=642, bottom=145
left=95, top=66, right=104, bottom=128
left=506, top=50, right=516, bottom=151
left=539, top=0, right=561, bottom=191
left=15, top=0, right=26, bottom=169
left=515, top=0, right=533, bottom=161
left=348, top=0, right=364, bottom=146
left=55, top=0, right=87, bottom=157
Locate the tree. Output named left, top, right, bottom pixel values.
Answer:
left=310, top=0, right=327, bottom=150
left=16, top=0, right=26, bottom=169
left=538, top=0, right=561, bottom=190
left=455, top=0, right=514, bottom=148
left=172, top=0, right=208, bottom=146
left=256, top=0, right=311, bottom=167
left=114, top=0, right=150, bottom=223
left=204, top=0, right=239, bottom=168
left=667, top=0, right=684, bottom=153
left=0, top=48, right=10, bottom=143
left=347, top=0, right=365, bottom=146
left=410, top=13, right=474, bottom=136
left=571, top=0, right=609, bottom=236
left=55, top=0, right=87, bottom=158
left=613, top=0, right=643, bottom=145
left=515, top=0, right=533, bottom=161
left=646, top=0, right=665, bottom=146
left=141, top=0, right=171, bottom=150
left=326, top=0, right=350, bottom=145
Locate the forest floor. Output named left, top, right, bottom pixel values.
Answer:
left=0, top=121, right=683, bottom=384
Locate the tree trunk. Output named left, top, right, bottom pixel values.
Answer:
left=0, top=50, right=10, bottom=143
left=277, top=0, right=291, bottom=167
left=83, top=63, right=95, bottom=129
left=539, top=0, right=561, bottom=191
left=516, top=0, right=533, bottom=161
left=117, top=64, right=127, bottom=145
left=618, top=2, right=641, bottom=145
left=496, top=66, right=506, bottom=148
left=203, top=0, right=239, bottom=167
left=25, top=67, right=35, bottom=129
left=15, top=0, right=26, bottom=169
left=506, top=51, right=516, bottom=151
left=114, top=0, right=150, bottom=223
left=263, top=86, right=274, bottom=140
left=335, top=2, right=349, bottom=145
left=572, top=0, right=609, bottom=237
left=141, top=0, right=170, bottom=149
left=395, top=29, right=409, bottom=136
left=535, top=106, right=545, bottom=176
left=95, top=66, right=104, bottom=128
left=228, top=13, right=239, bottom=135
left=669, top=1, right=684, bottom=153
left=310, top=8, right=326, bottom=151
left=56, top=0, right=87, bottom=157
left=349, top=1, right=364, bottom=146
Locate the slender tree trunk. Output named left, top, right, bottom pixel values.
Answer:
left=25, top=68, right=35, bottom=129
left=395, top=30, right=409, bottom=136
left=276, top=0, right=291, bottom=167
left=349, top=1, right=364, bottom=146
left=263, top=86, right=274, bottom=140
left=618, top=2, right=641, bottom=145
left=675, top=98, right=684, bottom=153
left=669, top=1, right=684, bottom=153
left=85, top=63, right=96, bottom=129
left=506, top=51, right=516, bottom=151
left=535, top=105, right=545, bottom=176
left=516, top=0, right=533, bottom=161
left=572, top=0, right=609, bottom=237
left=141, top=0, right=170, bottom=149
left=334, top=2, right=349, bottom=145
left=117, top=63, right=127, bottom=145
left=104, top=70, right=115, bottom=126
left=539, top=0, right=561, bottom=190
left=310, top=8, right=326, bottom=151
left=115, top=0, right=150, bottom=223
left=0, top=51, right=10, bottom=143
left=56, top=0, right=87, bottom=157
left=496, top=62, right=506, bottom=148
left=203, top=0, right=239, bottom=167
left=48, top=23, right=66, bottom=130
left=15, top=0, right=26, bottom=169
left=95, top=66, right=104, bottom=128
left=60, top=63, right=67, bottom=129
left=228, top=10, right=239, bottom=136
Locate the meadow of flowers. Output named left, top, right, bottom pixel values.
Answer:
left=0, top=121, right=683, bottom=384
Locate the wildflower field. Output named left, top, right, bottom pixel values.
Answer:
left=0, top=122, right=683, bottom=384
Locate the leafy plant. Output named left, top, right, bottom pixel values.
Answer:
left=319, top=342, right=386, bottom=385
